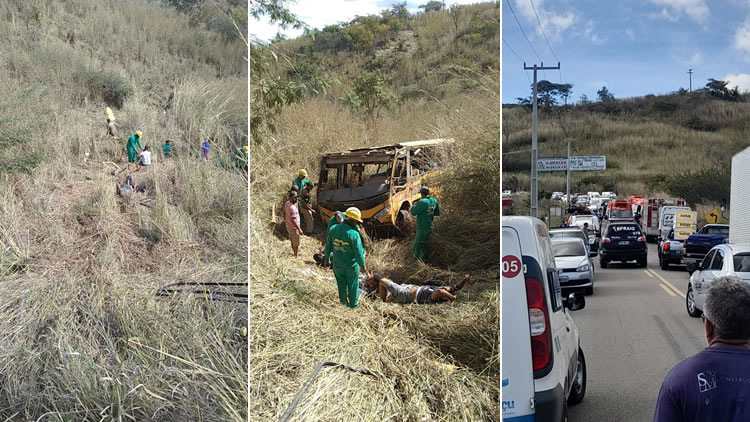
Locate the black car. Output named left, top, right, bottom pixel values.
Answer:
left=599, top=222, right=647, bottom=268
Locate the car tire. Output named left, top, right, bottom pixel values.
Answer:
left=660, top=257, right=669, bottom=271
left=638, top=258, right=647, bottom=268
left=686, top=286, right=702, bottom=318
left=600, top=258, right=608, bottom=269
left=585, top=286, right=593, bottom=295
left=568, top=347, right=586, bottom=405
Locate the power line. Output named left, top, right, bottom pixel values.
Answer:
left=529, top=0, right=558, bottom=62
left=505, top=0, right=543, bottom=64
left=503, top=38, right=532, bottom=84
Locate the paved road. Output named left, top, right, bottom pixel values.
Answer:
left=568, top=244, right=706, bottom=421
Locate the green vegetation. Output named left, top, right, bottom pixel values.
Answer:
left=0, top=0, right=247, bottom=419
left=503, top=78, right=750, bottom=216
left=251, top=2, right=499, bottom=420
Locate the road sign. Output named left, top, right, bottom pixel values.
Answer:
left=537, top=156, right=606, bottom=172
left=550, top=207, right=562, bottom=216
left=705, top=209, right=721, bottom=224
left=673, top=211, right=697, bottom=240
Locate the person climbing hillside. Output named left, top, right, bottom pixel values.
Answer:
left=201, top=138, right=211, bottom=161
left=323, top=207, right=368, bottom=309
left=163, top=140, right=172, bottom=158
left=284, top=191, right=303, bottom=258
left=126, top=131, right=143, bottom=163
left=410, top=186, right=441, bottom=262
left=233, top=146, right=248, bottom=170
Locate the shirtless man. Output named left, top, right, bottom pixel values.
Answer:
left=363, top=274, right=471, bottom=304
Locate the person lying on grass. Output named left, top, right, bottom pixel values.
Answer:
left=363, top=273, right=471, bottom=304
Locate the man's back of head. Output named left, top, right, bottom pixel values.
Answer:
left=705, top=275, right=750, bottom=342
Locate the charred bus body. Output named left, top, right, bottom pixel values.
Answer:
left=317, top=139, right=452, bottom=233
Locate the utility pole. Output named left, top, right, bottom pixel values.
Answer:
left=524, top=62, right=561, bottom=218
left=566, top=139, right=571, bottom=207
left=688, top=68, right=693, bottom=92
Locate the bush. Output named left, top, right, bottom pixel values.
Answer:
left=74, top=67, right=133, bottom=108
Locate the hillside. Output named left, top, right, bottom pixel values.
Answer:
left=0, top=1, right=247, bottom=420
left=502, top=89, right=750, bottom=215
left=251, top=2, right=500, bottom=421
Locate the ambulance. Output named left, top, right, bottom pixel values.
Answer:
left=502, top=216, right=587, bottom=421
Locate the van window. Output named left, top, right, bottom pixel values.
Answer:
left=711, top=250, right=724, bottom=270
left=547, top=270, right=563, bottom=312
left=705, top=226, right=729, bottom=237
left=322, top=167, right=339, bottom=190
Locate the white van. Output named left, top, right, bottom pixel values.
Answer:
left=658, top=205, right=691, bottom=239
left=503, top=216, right=587, bottom=421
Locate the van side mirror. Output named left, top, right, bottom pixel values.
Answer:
left=566, top=292, right=585, bottom=311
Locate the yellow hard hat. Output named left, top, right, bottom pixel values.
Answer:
left=299, top=169, right=308, bottom=177
left=135, top=131, right=142, bottom=137
left=243, top=146, right=248, bottom=152
left=345, top=207, right=363, bottom=223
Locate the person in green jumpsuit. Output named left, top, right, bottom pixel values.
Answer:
left=323, top=207, right=367, bottom=309
left=410, top=186, right=441, bottom=262
left=233, top=145, right=248, bottom=170
left=126, top=131, right=143, bottom=163
left=292, top=169, right=310, bottom=210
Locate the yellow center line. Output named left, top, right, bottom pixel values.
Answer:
left=647, top=269, right=686, bottom=298
left=659, top=283, right=677, bottom=296
left=644, top=270, right=653, bottom=278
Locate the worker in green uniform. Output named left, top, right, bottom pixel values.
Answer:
left=292, top=169, right=310, bottom=209
left=233, top=145, right=248, bottom=170
left=410, top=186, right=441, bottom=262
left=126, top=131, right=143, bottom=163
left=323, top=207, right=368, bottom=309
left=314, top=211, right=344, bottom=266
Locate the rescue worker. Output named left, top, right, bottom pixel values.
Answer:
left=300, top=182, right=316, bottom=234
left=292, top=169, right=311, bottom=198
left=163, top=140, right=172, bottom=158
left=201, top=138, right=211, bottom=161
left=232, top=145, right=248, bottom=170
left=323, top=207, right=368, bottom=309
left=410, top=186, right=441, bottom=262
left=126, top=131, right=143, bottom=163
left=314, top=211, right=344, bottom=265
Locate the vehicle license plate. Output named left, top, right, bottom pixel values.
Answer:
left=619, top=241, right=630, bottom=245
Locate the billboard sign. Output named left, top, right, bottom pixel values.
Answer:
left=537, top=156, right=607, bottom=172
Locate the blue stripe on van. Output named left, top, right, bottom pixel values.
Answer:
left=504, top=414, right=535, bottom=421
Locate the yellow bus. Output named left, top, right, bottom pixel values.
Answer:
left=317, top=138, right=453, bottom=231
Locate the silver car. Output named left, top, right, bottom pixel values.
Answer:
left=686, top=244, right=750, bottom=317
left=552, top=237, right=595, bottom=295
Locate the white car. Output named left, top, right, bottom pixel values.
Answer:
left=503, top=190, right=512, bottom=197
left=503, top=217, right=587, bottom=421
left=588, top=192, right=602, bottom=206
left=686, top=244, right=750, bottom=317
left=551, top=192, right=564, bottom=200
left=552, top=238, right=595, bottom=295
left=569, top=215, right=600, bottom=233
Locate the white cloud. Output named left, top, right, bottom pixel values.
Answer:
left=734, top=18, right=750, bottom=59
left=625, top=28, right=635, bottom=40
left=646, top=0, right=710, bottom=23
left=725, top=73, right=750, bottom=92
left=583, top=20, right=607, bottom=45
left=688, top=52, right=702, bottom=65
left=512, top=0, right=576, bottom=40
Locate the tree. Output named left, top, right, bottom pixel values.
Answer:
left=596, top=86, right=614, bottom=102
left=520, top=80, right=573, bottom=109
left=390, top=2, right=409, bottom=20
left=577, top=94, right=591, bottom=105
left=449, top=4, right=461, bottom=36
left=662, top=166, right=730, bottom=207
left=353, top=71, right=397, bottom=120
left=704, top=78, right=740, bottom=101
left=419, top=1, right=445, bottom=12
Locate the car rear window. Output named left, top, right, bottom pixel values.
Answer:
left=706, top=226, right=729, bottom=236
left=552, top=242, right=586, bottom=257
left=607, top=224, right=641, bottom=237
left=609, top=210, right=633, bottom=219
left=733, top=253, right=750, bottom=272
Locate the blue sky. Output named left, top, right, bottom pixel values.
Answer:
left=251, top=0, right=489, bottom=42
left=502, top=0, right=750, bottom=104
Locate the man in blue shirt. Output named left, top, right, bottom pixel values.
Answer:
left=654, top=276, right=750, bottom=421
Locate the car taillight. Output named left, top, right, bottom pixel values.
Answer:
left=638, top=237, right=645, bottom=242
left=603, top=237, right=611, bottom=242
left=525, top=277, right=552, bottom=372
left=663, top=242, right=669, bottom=251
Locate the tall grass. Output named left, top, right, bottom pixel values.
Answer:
left=0, top=0, right=248, bottom=419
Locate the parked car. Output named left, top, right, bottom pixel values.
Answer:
left=502, top=216, right=587, bottom=422
left=551, top=191, right=564, bottom=200
left=552, top=237, right=595, bottom=295
left=683, top=224, right=730, bottom=269
left=569, top=215, right=600, bottom=234
left=685, top=244, right=750, bottom=317
left=550, top=227, right=596, bottom=257
left=599, top=222, right=648, bottom=268
left=658, top=228, right=684, bottom=270
left=588, top=192, right=602, bottom=206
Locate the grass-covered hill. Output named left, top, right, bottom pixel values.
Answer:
left=251, top=2, right=500, bottom=421
left=502, top=87, right=750, bottom=216
left=0, top=1, right=247, bottom=420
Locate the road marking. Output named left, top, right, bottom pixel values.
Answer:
left=644, top=270, right=653, bottom=278
left=659, top=283, right=677, bottom=296
left=647, top=269, right=686, bottom=298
